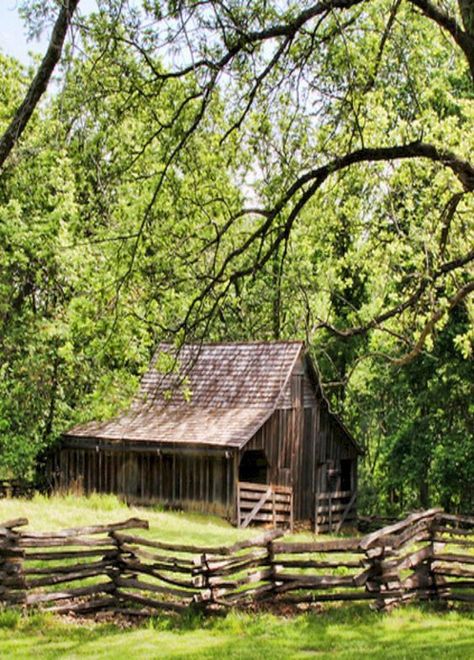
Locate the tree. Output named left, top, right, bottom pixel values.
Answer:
left=2, top=2, right=472, bottom=359
left=0, top=2, right=472, bottom=507
left=0, top=0, right=79, bottom=169
left=0, top=46, right=242, bottom=477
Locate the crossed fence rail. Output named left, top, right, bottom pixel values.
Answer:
left=1, top=508, right=473, bottom=616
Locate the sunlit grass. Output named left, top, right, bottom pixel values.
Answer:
left=0, top=494, right=252, bottom=546
left=0, top=604, right=473, bottom=659
left=1, top=496, right=473, bottom=658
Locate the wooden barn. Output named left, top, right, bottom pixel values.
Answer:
left=55, top=341, right=361, bottom=531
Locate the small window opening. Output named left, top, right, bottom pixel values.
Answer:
left=239, top=450, right=269, bottom=484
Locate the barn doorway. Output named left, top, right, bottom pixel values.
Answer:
left=238, top=450, right=269, bottom=484
left=340, top=459, right=353, bottom=492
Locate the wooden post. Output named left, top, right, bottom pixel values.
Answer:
left=237, top=482, right=241, bottom=528
left=328, top=492, right=333, bottom=534
left=0, top=519, right=27, bottom=609
left=267, top=538, right=276, bottom=596
left=289, top=489, right=294, bottom=532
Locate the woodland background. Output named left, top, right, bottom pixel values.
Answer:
left=0, top=0, right=472, bottom=514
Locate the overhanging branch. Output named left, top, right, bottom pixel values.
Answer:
left=0, top=0, right=80, bottom=170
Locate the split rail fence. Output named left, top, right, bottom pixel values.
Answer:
left=1, top=509, right=473, bottom=616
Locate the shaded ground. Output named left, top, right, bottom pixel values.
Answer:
left=0, top=603, right=473, bottom=659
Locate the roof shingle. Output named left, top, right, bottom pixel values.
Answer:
left=65, top=341, right=304, bottom=449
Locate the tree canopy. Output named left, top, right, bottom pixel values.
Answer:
left=0, top=0, right=472, bottom=512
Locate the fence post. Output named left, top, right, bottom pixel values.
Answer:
left=108, top=529, right=142, bottom=610
left=426, top=513, right=447, bottom=603
left=199, top=553, right=213, bottom=610
left=107, top=531, right=123, bottom=608
left=364, top=543, right=387, bottom=610
left=0, top=518, right=28, bottom=610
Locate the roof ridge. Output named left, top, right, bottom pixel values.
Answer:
left=157, top=339, right=305, bottom=347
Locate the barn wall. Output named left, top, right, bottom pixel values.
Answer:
left=243, top=408, right=301, bottom=489
left=56, top=358, right=359, bottom=525
left=241, top=355, right=359, bottom=522
left=54, top=446, right=235, bottom=517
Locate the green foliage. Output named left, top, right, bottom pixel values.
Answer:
left=0, top=0, right=472, bottom=515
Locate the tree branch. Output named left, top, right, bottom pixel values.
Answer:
left=409, top=0, right=474, bottom=80
left=393, top=279, right=474, bottom=365
left=312, top=248, right=474, bottom=338
left=178, top=141, right=473, bottom=335
left=0, top=0, right=80, bottom=170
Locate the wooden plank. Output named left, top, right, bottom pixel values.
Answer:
left=433, top=553, right=474, bottom=565
left=273, top=573, right=358, bottom=587
left=273, top=538, right=362, bottom=554
left=239, top=502, right=292, bottom=514
left=207, top=567, right=272, bottom=588
left=238, top=481, right=292, bottom=495
left=238, top=491, right=291, bottom=504
left=20, top=518, right=148, bottom=539
left=24, top=558, right=113, bottom=576
left=434, top=526, right=474, bottom=537
left=18, top=537, right=116, bottom=548
left=360, top=509, right=442, bottom=550
left=45, top=596, right=116, bottom=614
left=115, top=577, right=195, bottom=600
left=335, top=491, right=358, bottom=533
left=275, top=558, right=362, bottom=569
left=240, top=487, right=272, bottom=529
left=25, top=582, right=115, bottom=605
left=25, top=549, right=117, bottom=561
left=26, top=566, right=111, bottom=588
left=244, top=512, right=292, bottom=524
left=436, top=513, right=474, bottom=527
left=120, top=559, right=198, bottom=589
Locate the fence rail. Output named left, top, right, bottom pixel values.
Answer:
left=1, top=509, right=473, bottom=616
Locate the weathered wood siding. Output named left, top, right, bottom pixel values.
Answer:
left=243, top=355, right=359, bottom=522
left=56, top=353, right=358, bottom=525
left=243, top=408, right=301, bottom=489
left=54, top=446, right=235, bottom=517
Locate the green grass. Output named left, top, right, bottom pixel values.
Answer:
left=0, top=493, right=252, bottom=546
left=1, top=496, right=473, bottom=658
left=0, top=604, right=473, bottom=659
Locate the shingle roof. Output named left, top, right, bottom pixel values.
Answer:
left=65, top=341, right=304, bottom=449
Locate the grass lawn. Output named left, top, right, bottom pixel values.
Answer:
left=0, top=604, right=473, bottom=659
left=0, top=493, right=252, bottom=546
left=0, top=495, right=473, bottom=659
